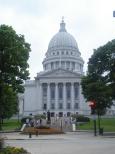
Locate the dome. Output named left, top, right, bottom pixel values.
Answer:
left=48, top=19, right=79, bottom=50
left=42, top=19, right=84, bottom=74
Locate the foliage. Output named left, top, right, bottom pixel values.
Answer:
left=0, top=85, right=18, bottom=119
left=0, top=24, right=31, bottom=126
left=21, top=116, right=32, bottom=124
left=34, top=114, right=46, bottom=120
left=71, top=114, right=90, bottom=122
left=0, top=137, right=4, bottom=150
left=0, top=24, right=31, bottom=93
left=0, top=146, right=30, bottom=154
left=81, top=39, right=115, bottom=115
left=37, top=126, right=50, bottom=129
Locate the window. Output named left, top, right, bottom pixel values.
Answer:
left=58, top=83, right=63, bottom=100
left=67, top=112, right=71, bottom=117
left=74, top=103, right=79, bottom=109
left=74, top=83, right=78, bottom=99
left=66, top=83, right=71, bottom=99
left=61, top=61, right=65, bottom=69
left=51, top=112, right=55, bottom=117
left=72, top=62, right=75, bottom=70
left=56, top=61, right=59, bottom=68
left=43, top=104, right=47, bottom=110
left=59, top=112, right=63, bottom=117
left=66, top=61, right=70, bottom=70
left=42, top=84, right=47, bottom=97
left=51, top=103, right=55, bottom=109
left=51, top=62, right=54, bottom=70
left=50, top=83, right=55, bottom=99
left=59, top=103, right=63, bottom=109
left=67, top=103, right=71, bottom=109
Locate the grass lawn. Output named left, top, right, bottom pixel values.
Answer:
left=2, top=119, right=21, bottom=131
left=1, top=118, right=115, bottom=132
left=77, top=118, right=115, bottom=132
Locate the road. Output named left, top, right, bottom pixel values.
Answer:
left=4, top=132, right=115, bottom=154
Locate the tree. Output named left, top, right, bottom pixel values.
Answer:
left=0, top=25, right=31, bottom=129
left=81, top=39, right=115, bottom=130
left=0, top=84, right=18, bottom=119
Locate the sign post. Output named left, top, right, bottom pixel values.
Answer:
left=89, top=101, right=97, bottom=136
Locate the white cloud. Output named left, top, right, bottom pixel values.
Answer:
left=0, top=0, right=115, bottom=78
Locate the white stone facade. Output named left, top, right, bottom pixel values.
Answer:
left=18, top=19, right=90, bottom=117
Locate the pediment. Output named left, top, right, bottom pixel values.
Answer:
left=36, top=69, right=81, bottom=79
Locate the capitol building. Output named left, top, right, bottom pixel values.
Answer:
left=19, top=19, right=89, bottom=117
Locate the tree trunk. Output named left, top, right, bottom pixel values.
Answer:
left=0, top=117, right=2, bottom=130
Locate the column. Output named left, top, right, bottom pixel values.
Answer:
left=78, top=83, right=81, bottom=109
left=63, top=83, right=66, bottom=110
left=47, top=83, right=50, bottom=110
left=54, top=62, right=56, bottom=69
left=70, top=62, right=72, bottom=71
left=65, top=61, right=67, bottom=70
left=71, top=82, right=74, bottom=110
left=75, top=63, right=77, bottom=71
left=39, top=83, right=42, bottom=110
left=64, top=61, right=66, bottom=69
left=55, top=83, right=58, bottom=110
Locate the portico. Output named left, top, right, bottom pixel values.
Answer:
left=41, top=82, right=79, bottom=112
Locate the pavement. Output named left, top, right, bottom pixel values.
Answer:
left=1, top=129, right=115, bottom=139
left=2, top=131, right=115, bottom=154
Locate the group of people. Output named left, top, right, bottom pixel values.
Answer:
left=25, top=118, right=43, bottom=128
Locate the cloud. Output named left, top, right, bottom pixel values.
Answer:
left=0, top=0, right=115, bottom=78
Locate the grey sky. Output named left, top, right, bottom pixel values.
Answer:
left=0, top=0, right=115, bottom=79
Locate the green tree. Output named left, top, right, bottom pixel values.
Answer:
left=0, top=25, right=31, bottom=129
left=81, top=39, right=115, bottom=130
left=0, top=84, right=18, bottom=118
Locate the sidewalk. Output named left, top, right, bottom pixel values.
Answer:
left=1, top=131, right=115, bottom=141
left=1, top=132, right=67, bottom=140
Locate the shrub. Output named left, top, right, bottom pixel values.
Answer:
left=0, top=146, right=31, bottom=154
left=0, top=137, right=4, bottom=150
left=37, top=126, right=50, bottom=129
left=21, top=116, right=32, bottom=124
left=71, top=114, right=90, bottom=122
left=34, top=114, right=46, bottom=120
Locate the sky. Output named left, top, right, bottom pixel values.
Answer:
left=0, top=0, right=115, bottom=79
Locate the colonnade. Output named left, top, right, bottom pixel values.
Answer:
left=44, top=61, right=83, bottom=72
left=40, top=82, right=80, bottom=111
